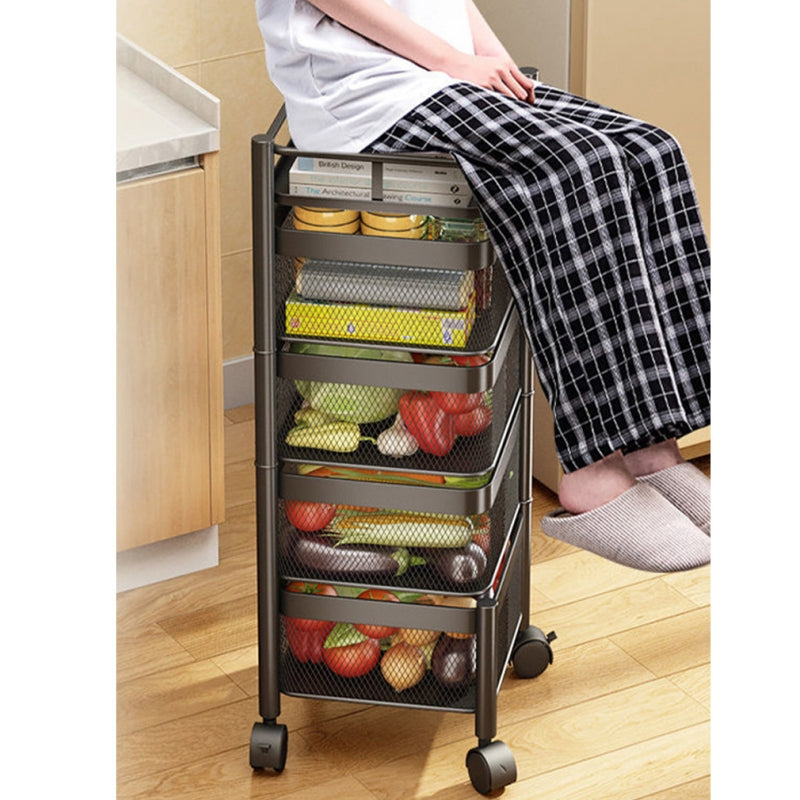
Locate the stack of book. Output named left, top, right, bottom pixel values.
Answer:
left=289, top=156, right=473, bottom=208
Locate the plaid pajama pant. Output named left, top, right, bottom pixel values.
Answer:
left=364, top=83, right=711, bottom=473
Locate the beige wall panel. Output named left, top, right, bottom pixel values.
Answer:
left=474, top=0, right=571, bottom=88
left=583, top=0, right=710, bottom=232
left=221, top=249, right=255, bottom=361
left=117, top=170, right=213, bottom=550
left=200, top=51, right=284, bottom=258
left=198, top=0, right=266, bottom=61
left=117, top=0, right=200, bottom=67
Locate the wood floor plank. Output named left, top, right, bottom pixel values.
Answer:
left=638, top=775, right=711, bottom=799
left=117, top=726, right=376, bottom=800
left=158, top=593, right=258, bottom=661
left=224, top=404, right=255, bottom=424
left=117, top=550, right=256, bottom=630
left=276, top=776, right=380, bottom=800
left=224, top=458, right=256, bottom=512
left=117, top=692, right=372, bottom=783
left=508, top=723, right=710, bottom=800
left=662, top=565, right=711, bottom=607
left=667, top=664, right=710, bottom=710
left=117, top=622, right=195, bottom=684
left=224, top=416, right=255, bottom=464
left=531, top=550, right=661, bottom=605
left=117, top=659, right=248, bottom=736
left=610, top=606, right=710, bottom=677
left=354, top=681, right=708, bottom=799
left=532, top=579, right=698, bottom=649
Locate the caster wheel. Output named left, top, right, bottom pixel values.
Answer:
left=249, top=722, right=288, bottom=772
left=511, top=626, right=556, bottom=679
left=465, top=740, right=517, bottom=794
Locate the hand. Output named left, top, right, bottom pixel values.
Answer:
left=448, top=54, right=535, bottom=104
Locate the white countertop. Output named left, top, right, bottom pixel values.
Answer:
left=117, top=34, right=220, bottom=176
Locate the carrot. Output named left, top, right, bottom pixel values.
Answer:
left=297, top=464, right=446, bottom=485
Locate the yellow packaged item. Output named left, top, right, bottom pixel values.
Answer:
left=360, top=220, right=428, bottom=239
left=293, top=211, right=360, bottom=234
left=360, top=210, right=429, bottom=230
left=285, top=290, right=476, bottom=347
left=294, top=206, right=360, bottom=226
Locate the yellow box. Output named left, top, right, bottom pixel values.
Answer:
left=285, top=290, right=476, bottom=347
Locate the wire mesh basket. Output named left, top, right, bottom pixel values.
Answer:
left=278, top=514, right=524, bottom=713
left=277, top=434, right=520, bottom=595
left=274, top=207, right=503, bottom=352
left=275, top=319, right=521, bottom=476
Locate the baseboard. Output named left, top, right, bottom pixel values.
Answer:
left=117, top=525, right=219, bottom=593
left=224, top=354, right=255, bottom=409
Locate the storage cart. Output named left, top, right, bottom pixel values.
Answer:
left=249, top=99, right=556, bottom=795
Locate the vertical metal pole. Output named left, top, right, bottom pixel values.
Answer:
left=252, top=133, right=281, bottom=722
left=474, top=598, right=498, bottom=744
left=518, top=317, right=534, bottom=631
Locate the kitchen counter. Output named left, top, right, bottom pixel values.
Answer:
left=116, top=33, right=220, bottom=179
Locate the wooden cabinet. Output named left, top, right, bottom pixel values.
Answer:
left=116, top=153, right=224, bottom=551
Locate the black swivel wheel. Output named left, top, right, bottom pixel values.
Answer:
left=250, top=722, right=288, bottom=772
left=466, top=740, right=517, bottom=794
left=511, top=626, right=556, bottom=679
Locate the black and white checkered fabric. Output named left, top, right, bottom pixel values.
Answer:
left=365, top=83, right=711, bottom=472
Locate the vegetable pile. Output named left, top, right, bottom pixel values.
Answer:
left=283, top=584, right=478, bottom=694
left=284, top=499, right=491, bottom=584
left=285, top=350, right=494, bottom=459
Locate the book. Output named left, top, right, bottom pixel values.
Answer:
left=294, top=156, right=464, bottom=181
left=289, top=159, right=471, bottom=199
left=287, top=182, right=473, bottom=208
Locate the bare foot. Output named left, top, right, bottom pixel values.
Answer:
left=623, top=439, right=684, bottom=478
left=558, top=451, right=636, bottom=515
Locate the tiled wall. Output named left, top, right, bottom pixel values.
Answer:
left=117, top=0, right=284, bottom=362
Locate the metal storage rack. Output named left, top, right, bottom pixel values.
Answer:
left=249, top=102, right=556, bottom=795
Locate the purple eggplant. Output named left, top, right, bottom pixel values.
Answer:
left=291, top=533, right=422, bottom=576
left=431, top=633, right=477, bottom=687
left=425, top=542, right=487, bottom=584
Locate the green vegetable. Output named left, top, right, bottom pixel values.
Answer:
left=328, top=509, right=475, bottom=548
left=286, top=422, right=375, bottom=452
left=294, top=407, right=337, bottom=426
left=290, top=342, right=414, bottom=423
left=442, top=473, right=492, bottom=488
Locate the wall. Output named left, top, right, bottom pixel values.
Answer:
left=117, top=0, right=284, bottom=365
left=571, top=0, right=710, bottom=231
left=473, top=0, right=571, bottom=89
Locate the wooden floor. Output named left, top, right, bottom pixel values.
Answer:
left=117, top=404, right=711, bottom=800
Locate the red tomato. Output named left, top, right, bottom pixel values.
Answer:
left=285, top=620, right=335, bottom=663
left=452, top=354, right=490, bottom=367
left=354, top=588, right=400, bottom=639
left=322, top=638, right=381, bottom=678
left=452, top=404, right=492, bottom=437
left=284, top=499, right=337, bottom=532
left=284, top=582, right=338, bottom=631
left=431, top=390, right=485, bottom=415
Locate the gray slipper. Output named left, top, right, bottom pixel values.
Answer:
left=637, top=462, right=710, bottom=536
left=541, top=483, right=710, bottom=572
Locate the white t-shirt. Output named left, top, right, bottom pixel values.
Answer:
left=256, top=0, right=475, bottom=152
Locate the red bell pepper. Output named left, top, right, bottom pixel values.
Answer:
left=431, top=389, right=485, bottom=415
left=452, top=403, right=493, bottom=436
left=398, top=391, right=455, bottom=456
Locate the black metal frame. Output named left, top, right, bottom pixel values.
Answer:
left=250, top=83, right=546, bottom=788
